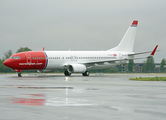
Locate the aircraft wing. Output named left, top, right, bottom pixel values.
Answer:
left=128, top=45, right=159, bottom=56
left=81, top=45, right=158, bottom=65
left=81, top=56, right=146, bottom=65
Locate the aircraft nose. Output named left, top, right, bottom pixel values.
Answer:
left=3, top=59, right=12, bottom=68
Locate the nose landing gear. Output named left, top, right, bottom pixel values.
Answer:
left=18, top=72, right=22, bottom=77
left=14, top=69, right=22, bottom=77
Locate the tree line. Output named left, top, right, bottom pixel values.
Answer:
left=128, top=57, right=166, bottom=73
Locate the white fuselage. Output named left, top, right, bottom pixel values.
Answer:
left=44, top=51, right=133, bottom=71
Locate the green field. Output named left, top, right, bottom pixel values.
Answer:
left=130, top=76, right=166, bottom=81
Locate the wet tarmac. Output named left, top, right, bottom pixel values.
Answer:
left=1, top=73, right=166, bottom=120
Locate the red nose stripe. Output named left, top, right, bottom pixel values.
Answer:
left=3, top=51, right=47, bottom=70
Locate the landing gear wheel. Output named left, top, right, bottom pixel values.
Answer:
left=18, top=73, right=22, bottom=77
left=64, top=71, right=71, bottom=76
left=82, top=71, right=90, bottom=76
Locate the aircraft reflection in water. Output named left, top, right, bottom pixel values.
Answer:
left=12, top=94, right=45, bottom=106
left=12, top=93, right=95, bottom=107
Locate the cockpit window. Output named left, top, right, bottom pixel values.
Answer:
left=10, top=56, right=20, bottom=59
left=15, top=57, right=20, bottom=59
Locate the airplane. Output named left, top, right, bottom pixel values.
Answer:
left=3, top=20, right=158, bottom=77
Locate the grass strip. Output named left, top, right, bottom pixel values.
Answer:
left=129, top=77, right=166, bottom=81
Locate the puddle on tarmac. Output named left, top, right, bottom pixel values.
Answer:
left=45, top=97, right=96, bottom=107
left=86, top=88, right=99, bottom=90
left=1, top=85, right=99, bottom=91
left=9, top=93, right=166, bottom=117
left=17, top=86, right=73, bottom=89
left=11, top=93, right=98, bottom=107
left=109, top=106, right=166, bottom=117
left=126, top=95, right=158, bottom=99
left=0, top=85, right=73, bottom=90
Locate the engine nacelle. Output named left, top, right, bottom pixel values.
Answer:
left=68, top=64, right=86, bottom=73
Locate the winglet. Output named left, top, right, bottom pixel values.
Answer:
left=42, top=47, right=44, bottom=51
left=151, top=45, right=158, bottom=56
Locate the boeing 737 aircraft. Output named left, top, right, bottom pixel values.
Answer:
left=3, top=20, right=158, bottom=77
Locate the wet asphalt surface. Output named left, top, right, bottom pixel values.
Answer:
left=0, top=73, right=166, bottom=120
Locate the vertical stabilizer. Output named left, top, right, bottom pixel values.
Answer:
left=108, top=20, right=138, bottom=52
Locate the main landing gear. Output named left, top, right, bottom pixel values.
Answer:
left=82, top=71, right=90, bottom=76
left=18, top=72, right=22, bottom=77
left=64, top=70, right=71, bottom=76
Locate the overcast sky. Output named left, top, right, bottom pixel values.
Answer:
left=0, top=0, right=165, bottom=63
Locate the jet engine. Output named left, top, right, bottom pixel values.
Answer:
left=67, top=64, right=86, bottom=73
